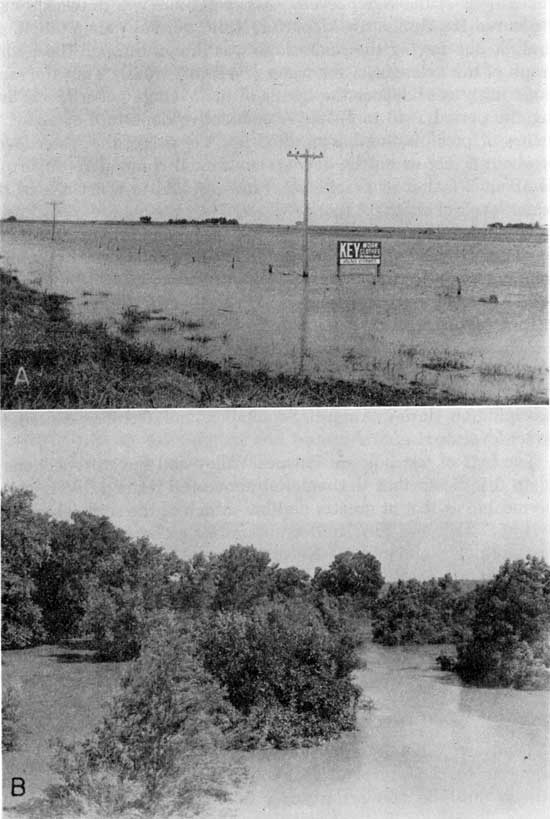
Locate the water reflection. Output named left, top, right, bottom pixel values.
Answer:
left=298, top=277, right=310, bottom=376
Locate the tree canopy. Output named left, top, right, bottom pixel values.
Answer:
left=313, top=550, right=384, bottom=610
left=372, top=574, right=472, bottom=645
left=1, top=487, right=50, bottom=648
left=455, top=555, right=550, bottom=688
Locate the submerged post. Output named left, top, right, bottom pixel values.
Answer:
left=287, top=149, right=323, bottom=277
left=48, top=200, right=62, bottom=241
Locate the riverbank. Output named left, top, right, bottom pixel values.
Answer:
left=0, top=270, right=493, bottom=409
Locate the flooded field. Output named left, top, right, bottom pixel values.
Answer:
left=208, top=641, right=550, bottom=819
left=1, top=222, right=547, bottom=402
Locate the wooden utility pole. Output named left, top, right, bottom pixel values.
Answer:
left=48, top=200, right=62, bottom=240
left=287, top=149, right=323, bottom=277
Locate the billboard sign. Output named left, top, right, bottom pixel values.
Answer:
left=337, top=240, right=382, bottom=265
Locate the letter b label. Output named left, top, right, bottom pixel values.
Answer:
left=11, top=777, right=25, bottom=796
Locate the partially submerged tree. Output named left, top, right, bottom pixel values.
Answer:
left=1, top=487, right=50, bottom=648
left=79, top=536, right=183, bottom=660
left=455, top=555, right=550, bottom=689
left=199, top=598, right=361, bottom=748
left=36, top=511, right=182, bottom=658
left=36, top=512, right=133, bottom=642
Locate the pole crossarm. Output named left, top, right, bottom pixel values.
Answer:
left=287, top=148, right=323, bottom=277
left=287, top=150, right=323, bottom=160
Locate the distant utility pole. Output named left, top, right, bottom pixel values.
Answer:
left=48, top=200, right=62, bottom=240
left=287, top=149, right=323, bottom=277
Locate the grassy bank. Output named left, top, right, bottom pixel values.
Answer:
left=0, top=270, right=527, bottom=408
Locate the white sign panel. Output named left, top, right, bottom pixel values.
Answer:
left=337, top=240, right=381, bottom=265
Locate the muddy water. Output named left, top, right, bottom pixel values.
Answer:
left=1, top=223, right=547, bottom=401
left=210, top=642, right=549, bottom=819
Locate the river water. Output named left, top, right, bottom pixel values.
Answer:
left=207, top=642, right=549, bottom=819
left=1, top=222, right=547, bottom=401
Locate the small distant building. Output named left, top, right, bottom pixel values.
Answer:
left=487, top=222, right=503, bottom=229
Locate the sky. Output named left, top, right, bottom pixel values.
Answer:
left=2, top=408, right=548, bottom=581
left=0, top=0, right=546, bottom=226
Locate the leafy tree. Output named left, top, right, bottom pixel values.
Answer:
left=199, top=599, right=361, bottom=748
left=1, top=487, right=50, bottom=648
left=313, top=550, right=384, bottom=610
left=49, top=613, right=243, bottom=816
left=37, top=511, right=183, bottom=657
left=36, top=512, right=133, bottom=641
left=79, top=536, right=182, bottom=660
left=456, top=556, right=550, bottom=688
left=211, top=544, right=275, bottom=611
left=171, top=551, right=218, bottom=614
left=272, top=566, right=311, bottom=600
left=372, top=574, right=468, bottom=645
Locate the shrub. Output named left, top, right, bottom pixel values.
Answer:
left=79, top=580, right=145, bottom=661
left=47, top=614, right=243, bottom=817
left=199, top=599, right=361, bottom=748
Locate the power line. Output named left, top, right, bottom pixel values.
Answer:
left=287, top=149, right=323, bottom=277
left=48, top=200, right=62, bottom=241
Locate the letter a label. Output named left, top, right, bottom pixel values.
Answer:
left=14, top=367, right=30, bottom=387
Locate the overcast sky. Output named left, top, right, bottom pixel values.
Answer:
left=1, top=0, right=546, bottom=225
left=2, top=408, right=547, bottom=581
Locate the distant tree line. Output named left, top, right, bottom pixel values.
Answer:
left=167, top=217, right=239, bottom=225
left=487, top=221, right=541, bottom=229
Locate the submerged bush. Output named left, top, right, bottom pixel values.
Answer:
left=199, top=599, right=361, bottom=748
left=48, top=614, right=243, bottom=817
left=455, top=556, right=550, bottom=689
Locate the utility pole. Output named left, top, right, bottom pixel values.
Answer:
left=287, top=149, right=323, bottom=277
left=48, top=200, right=62, bottom=240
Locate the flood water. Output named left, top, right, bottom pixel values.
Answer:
left=2, top=642, right=548, bottom=818
left=1, top=222, right=547, bottom=401
left=208, top=642, right=550, bottom=819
